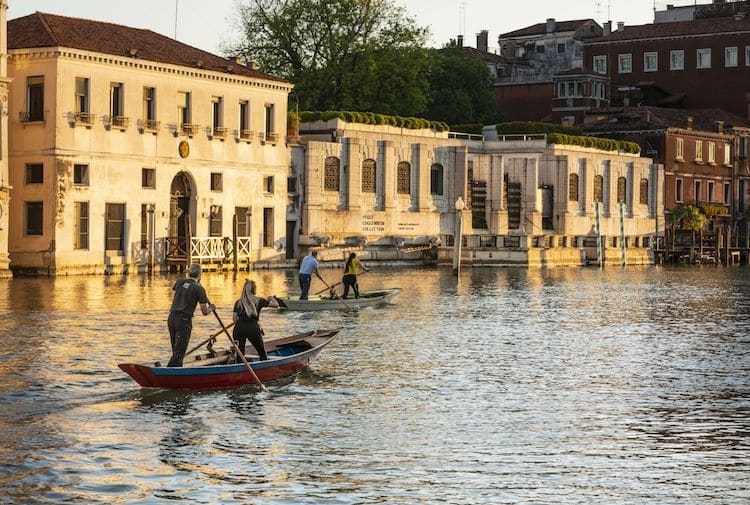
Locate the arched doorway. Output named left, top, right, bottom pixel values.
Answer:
left=169, top=172, right=194, bottom=259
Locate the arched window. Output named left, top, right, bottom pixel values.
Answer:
left=430, top=163, right=444, bottom=195
left=593, top=175, right=604, bottom=202
left=617, top=176, right=627, bottom=203
left=324, top=157, right=340, bottom=192
left=639, top=178, right=649, bottom=205
left=397, top=161, right=410, bottom=194
left=568, top=173, right=579, bottom=201
left=362, top=159, right=376, bottom=193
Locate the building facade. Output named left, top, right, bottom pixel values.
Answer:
left=584, top=15, right=750, bottom=119
left=0, top=0, right=10, bottom=276
left=8, top=13, right=292, bottom=275
left=293, top=119, right=663, bottom=267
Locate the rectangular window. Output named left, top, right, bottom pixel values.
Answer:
left=140, top=203, right=149, bottom=248
left=142, top=168, right=155, bottom=189
left=211, top=96, right=223, bottom=130
left=726, top=47, right=738, bottom=67
left=73, top=164, right=89, bottom=186
left=430, top=164, right=444, bottom=195
left=675, top=137, right=684, bottom=160
left=110, top=82, right=124, bottom=118
left=707, top=181, right=715, bottom=203
left=644, top=51, right=658, bottom=72
left=676, top=178, right=683, bottom=203
left=209, top=206, right=222, bottom=237
left=25, top=201, right=43, bottom=236
left=740, top=180, right=746, bottom=212
left=695, top=180, right=702, bottom=202
left=740, top=136, right=748, bottom=158
left=75, top=201, right=89, bottom=249
left=697, top=48, right=711, bottom=69
left=105, top=203, right=126, bottom=253
left=25, top=76, right=44, bottom=122
left=593, top=55, right=607, bottom=74
left=670, top=50, right=684, bottom=70
left=263, top=175, right=274, bottom=194
left=707, top=142, right=716, bottom=164
left=263, top=207, right=274, bottom=247
left=695, top=141, right=703, bottom=162
left=592, top=82, right=605, bottom=99
left=25, top=163, right=43, bottom=184
left=724, top=182, right=731, bottom=205
left=239, top=100, right=249, bottom=132
left=557, top=43, right=565, bottom=54
left=235, top=207, right=250, bottom=236
left=618, top=54, right=632, bottom=73
left=264, top=104, right=275, bottom=140
left=746, top=46, right=750, bottom=66
left=143, top=87, right=156, bottom=122
left=75, top=77, right=89, bottom=114
left=210, top=172, right=223, bottom=191
left=177, top=91, right=191, bottom=125
left=287, top=176, right=297, bottom=194
left=535, top=43, right=545, bottom=54
left=724, top=143, right=731, bottom=165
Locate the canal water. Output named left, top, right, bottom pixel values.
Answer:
left=0, top=266, right=748, bottom=504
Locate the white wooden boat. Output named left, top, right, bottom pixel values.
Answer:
left=277, top=288, right=402, bottom=311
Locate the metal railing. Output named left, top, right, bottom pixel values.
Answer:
left=166, top=236, right=252, bottom=263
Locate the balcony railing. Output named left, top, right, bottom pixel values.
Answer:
left=239, top=129, right=254, bottom=142
left=165, top=236, right=253, bottom=263
left=73, top=112, right=95, bottom=126
left=19, top=110, right=45, bottom=123
left=142, top=119, right=160, bottom=133
left=210, top=126, right=227, bottom=139
left=265, top=131, right=279, bottom=144
left=181, top=123, right=200, bottom=136
left=110, top=115, right=129, bottom=129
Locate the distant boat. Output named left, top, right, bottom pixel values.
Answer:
left=277, top=288, right=402, bottom=311
left=118, top=329, right=339, bottom=390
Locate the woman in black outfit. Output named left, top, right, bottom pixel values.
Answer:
left=232, top=280, right=279, bottom=362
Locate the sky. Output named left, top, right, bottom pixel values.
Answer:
left=9, top=0, right=701, bottom=55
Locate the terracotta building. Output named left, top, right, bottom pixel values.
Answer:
left=584, top=15, right=750, bottom=119
left=7, top=12, right=293, bottom=275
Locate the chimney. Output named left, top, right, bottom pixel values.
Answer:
left=603, top=21, right=612, bottom=35
left=546, top=18, right=556, bottom=33
left=617, top=21, right=625, bottom=31
left=457, top=34, right=464, bottom=47
left=642, top=110, right=652, bottom=124
left=687, top=116, right=694, bottom=130
left=230, top=55, right=243, bottom=65
left=476, top=30, right=489, bottom=53
left=248, top=60, right=258, bottom=70
left=716, top=120, right=724, bottom=132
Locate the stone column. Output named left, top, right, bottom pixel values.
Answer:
left=413, top=143, right=429, bottom=212
left=376, top=140, right=394, bottom=211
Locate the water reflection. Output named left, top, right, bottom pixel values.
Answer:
left=0, top=267, right=749, bottom=503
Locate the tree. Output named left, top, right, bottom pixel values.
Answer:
left=425, top=46, right=499, bottom=125
left=229, top=0, right=432, bottom=115
left=670, top=204, right=707, bottom=260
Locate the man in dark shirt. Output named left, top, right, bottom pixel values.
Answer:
left=167, top=264, right=215, bottom=367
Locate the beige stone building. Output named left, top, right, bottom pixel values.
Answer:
left=7, top=12, right=292, bottom=275
left=0, top=0, right=11, bottom=277
left=293, top=119, right=664, bottom=267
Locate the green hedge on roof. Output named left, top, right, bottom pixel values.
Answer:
left=547, top=133, right=641, bottom=154
left=299, top=110, right=449, bottom=132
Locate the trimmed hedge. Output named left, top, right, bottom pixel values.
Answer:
left=299, top=110, right=449, bottom=132
left=496, top=121, right=582, bottom=136
left=547, top=133, right=641, bottom=154
left=450, top=123, right=484, bottom=135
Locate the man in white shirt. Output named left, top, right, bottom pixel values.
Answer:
left=298, top=250, right=323, bottom=300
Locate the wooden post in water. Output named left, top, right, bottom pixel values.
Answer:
left=452, top=197, right=465, bottom=276
left=186, top=213, right=192, bottom=270
left=232, top=213, right=239, bottom=273
left=148, top=204, right=156, bottom=274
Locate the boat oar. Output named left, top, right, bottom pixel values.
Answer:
left=212, top=309, right=267, bottom=392
left=185, top=322, right=236, bottom=357
left=313, top=269, right=371, bottom=296
left=318, top=277, right=352, bottom=310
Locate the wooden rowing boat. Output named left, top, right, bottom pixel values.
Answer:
left=277, top=288, right=402, bottom=311
left=118, top=329, right=339, bottom=390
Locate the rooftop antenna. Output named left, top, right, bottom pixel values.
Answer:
left=459, top=1, right=467, bottom=37
left=174, top=0, right=179, bottom=40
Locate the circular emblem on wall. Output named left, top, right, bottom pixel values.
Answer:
left=178, top=140, right=190, bottom=159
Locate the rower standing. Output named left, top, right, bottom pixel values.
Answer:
left=167, top=264, right=215, bottom=367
